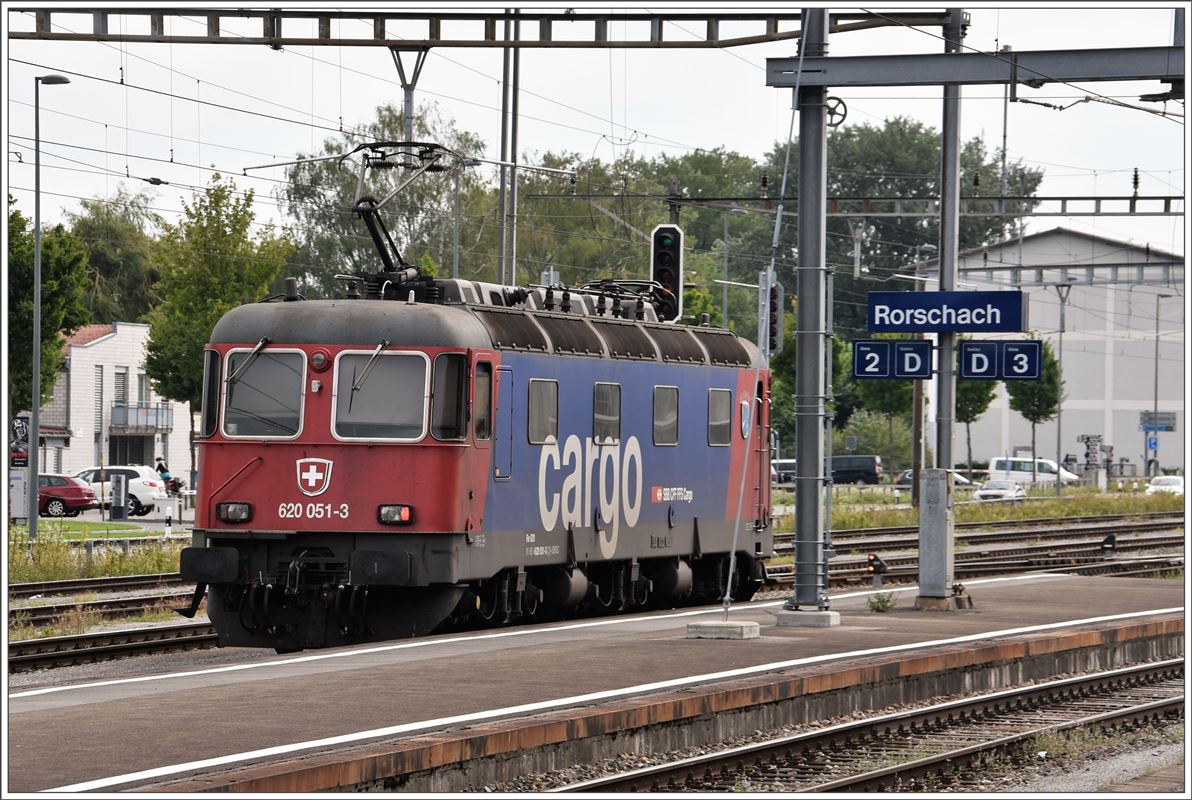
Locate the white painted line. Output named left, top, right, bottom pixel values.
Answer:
left=49, top=605, right=1182, bottom=792
left=11, top=571, right=1070, bottom=701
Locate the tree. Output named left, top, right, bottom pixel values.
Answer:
left=66, top=186, right=163, bottom=323
left=853, top=334, right=915, bottom=450
left=280, top=102, right=489, bottom=297
left=956, top=374, right=999, bottom=474
left=7, top=195, right=90, bottom=423
left=145, top=175, right=294, bottom=475
left=833, top=410, right=916, bottom=472
left=1004, top=338, right=1061, bottom=481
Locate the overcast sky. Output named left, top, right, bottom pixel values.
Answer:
left=4, top=3, right=1187, bottom=261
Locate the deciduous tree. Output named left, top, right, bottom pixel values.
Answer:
left=1005, top=338, right=1062, bottom=481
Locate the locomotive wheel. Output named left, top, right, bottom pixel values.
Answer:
left=475, top=580, right=502, bottom=622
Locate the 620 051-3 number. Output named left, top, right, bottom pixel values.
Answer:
left=278, top=502, right=350, bottom=519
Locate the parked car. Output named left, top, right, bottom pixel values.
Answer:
left=973, top=479, right=1027, bottom=502
left=987, top=457, right=1079, bottom=485
left=894, top=469, right=973, bottom=487
left=772, top=459, right=798, bottom=485
left=832, top=454, right=883, bottom=485
left=72, top=465, right=166, bottom=516
left=38, top=473, right=98, bottom=517
left=1145, top=475, right=1184, bottom=496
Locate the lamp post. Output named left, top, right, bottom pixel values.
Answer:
left=1052, top=277, right=1076, bottom=497
left=28, top=73, right=71, bottom=543
left=1150, top=293, right=1172, bottom=477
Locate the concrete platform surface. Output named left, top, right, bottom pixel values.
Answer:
left=7, top=573, right=1184, bottom=792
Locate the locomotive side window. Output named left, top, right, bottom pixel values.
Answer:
left=333, top=351, right=428, bottom=440
left=593, top=382, right=621, bottom=443
left=431, top=354, right=467, bottom=441
left=223, top=350, right=304, bottom=438
left=707, top=389, right=732, bottom=446
left=527, top=379, right=558, bottom=444
left=200, top=350, right=220, bottom=438
left=474, top=362, right=492, bottom=440
left=653, top=386, right=679, bottom=446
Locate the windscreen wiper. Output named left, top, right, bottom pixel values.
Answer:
left=225, top=337, right=271, bottom=386
left=350, top=339, right=390, bottom=398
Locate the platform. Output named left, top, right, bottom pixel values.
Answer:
left=7, top=573, right=1184, bottom=792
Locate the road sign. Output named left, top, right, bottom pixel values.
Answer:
left=958, top=340, right=1042, bottom=380
left=1139, top=411, right=1175, bottom=432
left=868, top=290, right=1027, bottom=333
left=958, top=341, right=999, bottom=379
left=1148, top=436, right=1159, bottom=451
left=853, top=340, right=935, bottom=379
left=852, top=340, right=891, bottom=378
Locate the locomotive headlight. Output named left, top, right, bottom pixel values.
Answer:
left=216, top=502, right=253, bottom=523
left=378, top=504, right=414, bottom=525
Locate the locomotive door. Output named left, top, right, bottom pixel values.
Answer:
left=494, top=366, right=514, bottom=480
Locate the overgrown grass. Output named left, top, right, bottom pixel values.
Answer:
left=829, top=491, right=1184, bottom=531
left=867, top=592, right=896, bottom=612
left=8, top=525, right=183, bottom=584
left=10, top=519, right=151, bottom=539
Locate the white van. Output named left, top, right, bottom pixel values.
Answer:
left=988, top=457, right=1079, bottom=485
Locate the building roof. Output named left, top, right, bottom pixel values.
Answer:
left=972, top=226, right=1183, bottom=261
left=67, top=323, right=115, bottom=346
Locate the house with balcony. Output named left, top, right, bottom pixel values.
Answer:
left=30, top=322, right=192, bottom=478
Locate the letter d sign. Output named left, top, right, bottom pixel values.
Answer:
left=959, top=341, right=999, bottom=379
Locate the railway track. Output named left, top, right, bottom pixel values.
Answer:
left=556, top=660, right=1184, bottom=792
left=9, top=592, right=198, bottom=627
left=8, top=513, right=1181, bottom=671
left=8, top=622, right=218, bottom=672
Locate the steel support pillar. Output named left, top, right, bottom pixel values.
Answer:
left=788, top=7, right=828, bottom=611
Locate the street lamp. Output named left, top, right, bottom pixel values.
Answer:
left=28, top=73, right=70, bottom=543
left=1052, top=276, right=1077, bottom=497
left=1150, top=293, right=1173, bottom=477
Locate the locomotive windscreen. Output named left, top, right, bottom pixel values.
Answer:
left=223, top=350, right=303, bottom=437
left=333, top=352, right=428, bottom=440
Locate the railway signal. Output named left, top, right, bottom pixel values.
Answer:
left=767, top=280, right=785, bottom=355
left=866, top=553, right=888, bottom=587
left=651, top=224, right=683, bottom=322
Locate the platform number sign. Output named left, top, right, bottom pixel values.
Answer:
left=959, top=340, right=1042, bottom=380
left=853, top=341, right=892, bottom=378
left=1002, top=341, right=1041, bottom=380
left=852, top=340, right=933, bottom=379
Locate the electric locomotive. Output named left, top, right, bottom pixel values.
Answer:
left=178, top=142, right=774, bottom=651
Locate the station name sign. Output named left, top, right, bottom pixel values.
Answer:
left=868, top=290, right=1027, bottom=333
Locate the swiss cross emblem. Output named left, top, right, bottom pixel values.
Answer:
left=296, top=458, right=333, bottom=497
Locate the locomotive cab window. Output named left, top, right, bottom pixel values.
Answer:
left=593, top=382, right=621, bottom=443
left=431, top=353, right=467, bottom=441
left=653, top=385, right=678, bottom=446
left=707, top=388, right=732, bottom=446
left=200, top=349, right=220, bottom=438
left=473, top=362, right=492, bottom=441
left=223, top=349, right=305, bottom=438
left=333, top=351, right=428, bottom=440
left=528, top=379, right=558, bottom=444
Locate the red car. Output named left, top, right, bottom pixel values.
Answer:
left=38, top=473, right=98, bottom=517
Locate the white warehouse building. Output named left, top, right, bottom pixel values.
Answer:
left=917, top=227, right=1185, bottom=476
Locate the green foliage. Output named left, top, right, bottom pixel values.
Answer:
left=145, top=174, right=294, bottom=410
left=7, top=195, right=90, bottom=422
left=8, top=524, right=184, bottom=583
left=867, top=592, right=896, bottom=612
left=281, top=103, right=490, bottom=297
left=66, top=187, right=163, bottom=323
left=956, top=336, right=1001, bottom=471
left=1005, top=338, right=1062, bottom=472
left=833, top=409, right=915, bottom=472
left=853, top=334, right=915, bottom=450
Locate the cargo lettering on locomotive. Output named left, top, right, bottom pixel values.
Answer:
left=537, top=434, right=643, bottom=559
